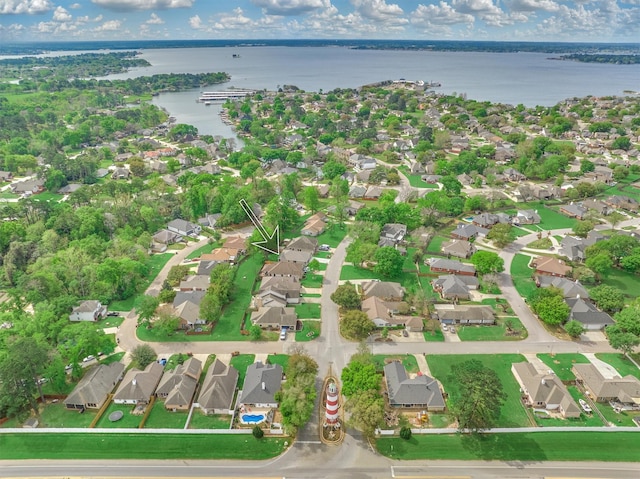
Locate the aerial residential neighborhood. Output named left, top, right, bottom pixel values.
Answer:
left=1, top=50, right=640, bottom=472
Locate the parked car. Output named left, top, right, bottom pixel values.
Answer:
left=319, top=244, right=331, bottom=251
left=82, top=355, right=95, bottom=363
left=450, top=327, right=456, bottom=334
left=159, top=358, right=167, bottom=366
left=442, top=325, right=448, bottom=332
left=402, top=329, right=409, bottom=337
left=579, top=399, right=592, bottom=413
left=107, top=312, right=119, bottom=317
left=280, top=329, right=287, bottom=341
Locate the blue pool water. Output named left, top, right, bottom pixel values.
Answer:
left=241, top=414, right=265, bottom=424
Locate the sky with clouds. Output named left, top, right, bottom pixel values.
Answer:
left=1, top=0, right=639, bottom=43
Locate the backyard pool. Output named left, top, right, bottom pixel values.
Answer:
left=241, top=413, right=266, bottom=424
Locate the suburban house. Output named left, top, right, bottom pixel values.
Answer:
left=582, top=198, right=611, bottom=216
left=113, top=362, right=164, bottom=405
left=364, top=185, right=384, bottom=199
left=301, top=216, right=327, bottom=236
left=286, top=236, right=318, bottom=254
left=604, top=195, right=639, bottom=212
left=511, top=362, right=581, bottom=418
left=573, top=364, right=640, bottom=409
left=238, top=362, right=283, bottom=409
left=361, top=296, right=408, bottom=327
left=257, top=276, right=301, bottom=305
left=0, top=171, right=13, bottom=181
left=435, top=305, right=495, bottom=325
left=559, top=203, right=589, bottom=220
left=69, top=300, right=107, bottom=322
left=531, top=256, right=572, bottom=277
left=223, top=235, right=247, bottom=252
left=379, top=223, right=407, bottom=247
left=152, top=229, right=183, bottom=246
left=383, top=361, right=445, bottom=411
left=471, top=212, right=510, bottom=228
left=251, top=306, right=298, bottom=330
left=156, top=357, right=202, bottom=411
left=111, top=167, right=131, bottom=180
left=512, top=210, right=541, bottom=225
left=360, top=281, right=405, bottom=301
left=64, top=363, right=125, bottom=411
left=196, top=359, right=239, bottom=415
left=167, top=219, right=202, bottom=237
left=261, top=261, right=305, bottom=280
left=559, top=232, right=604, bottom=262
left=565, top=297, right=615, bottom=330
left=11, top=178, right=45, bottom=196
left=173, top=291, right=206, bottom=329
left=280, top=248, right=313, bottom=265
left=429, top=258, right=476, bottom=276
left=536, top=276, right=590, bottom=299
left=450, top=223, right=489, bottom=241
left=200, top=247, right=242, bottom=264
left=441, top=239, right=476, bottom=259
left=198, top=213, right=222, bottom=228
left=349, top=185, right=367, bottom=198
left=432, top=275, right=479, bottom=300
left=179, top=275, right=210, bottom=292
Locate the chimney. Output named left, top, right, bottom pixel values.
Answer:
left=261, top=382, right=266, bottom=391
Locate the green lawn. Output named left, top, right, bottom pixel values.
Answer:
left=595, top=401, right=640, bottom=427
left=230, top=354, right=255, bottom=388
left=0, top=433, right=287, bottom=459
left=536, top=353, right=589, bottom=381
left=100, top=351, right=125, bottom=366
left=39, top=402, right=97, bottom=428
left=301, top=273, right=324, bottom=288
left=110, top=253, right=174, bottom=311
left=398, top=166, right=439, bottom=189
left=426, top=235, right=447, bottom=253
left=372, top=354, right=419, bottom=374
left=510, top=254, right=537, bottom=299
left=340, top=264, right=382, bottom=281
left=188, top=412, right=232, bottom=429
left=143, top=402, right=189, bottom=429
left=295, top=320, right=320, bottom=342
left=595, top=353, right=640, bottom=379
left=531, top=385, right=604, bottom=427
left=376, top=432, right=640, bottom=462
left=522, top=203, right=578, bottom=230
left=456, top=317, right=527, bottom=341
left=98, top=315, right=124, bottom=328
left=0, top=192, right=19, bottom=199
left=589, top=267, right=640, bottom=300
left=315, top=225, right=348, bottom=248
left=295, top=303, right=321, bottom=319
left=186, top=242, right=218, bottom=260
left=31, top=192, right=64, bottom=203
left=423, top=328, right=445, bottom=342
left=95, top=403, right=141, bottom=429
left=267, top=354, right=289, bottom=371
left=426, top=354, right=530, bottom=427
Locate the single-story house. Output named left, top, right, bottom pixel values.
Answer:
left=573, top=363, right=640, bottom=408
left=531, top=256, right=572, bottom=278
left=428, top=258, right=476, bottom=276
left=287, top=236, right=318, bottom=254
left=179, top=275, right=210, bottom=291
left=559, top=204, right=589, bottom=220
left=10, top=178, right=45, bottom=195
left=360, top=281, right=405, bottom=301
left=536, top=276, right=589, bottom=299
left=238, top=362, right=283, bottom=408
left=113, top=362, right=164, bottom=405
left=432, top=275, right=479, bottom=300
left=604, top=195, right=639, bottom=212
left=198, top=213, right=222, bottom=228
left=471, top=212, right=510, bottom=228
left=196, top=359, right=239, bottom=415
left=361, top=296, right=408, bottom=327
left=384, top=361, right=445, bottom=411
left=512, top=210, right=541, bottom=225
left=582, top=198, right=611, bottom=216
left=223, top=235, right=247, bottom=252
left=441, top=239, right=476, bottom=259
left=111, top=167, right=131, bottom=180
left=167, top=219, right=201, bottom=237
left=565, top=297, right=614, bottom=330
left=301, top=217, right=327, bottom=236
left=261, top=261, right=305, bottom=280
left=251, top=306, right=298, bottom=330
left=511, top=362, right=581, bottom=418
left=257, top=276, right=301, bottom=304
left=152, top=229, right=183, bottom=245
left=156, top=357, right=202, bottom=411
left=380, top=223, right=407, bottom=245
left=435, top=305, right=495, bottom=325
left=69, top=300, right=107, bottom=322
left=200, top=247, right=242, bottom=264
left=450, top=223, right=489, bottom=241
left=280, top=248, right=313, bottom=265
left=64, top=363, right=125, bottom=411
left=173, top=291, right=206, bottom=329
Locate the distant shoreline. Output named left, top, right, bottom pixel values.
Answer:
left=2, top=39, right=639, bottom=57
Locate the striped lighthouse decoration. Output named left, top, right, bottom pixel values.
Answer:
left=325, top=381, right=339, bottom=425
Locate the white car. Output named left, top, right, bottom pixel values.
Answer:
left=279, top=329, right=287, bottom=341
left=82, top=355, right=96, bottom=363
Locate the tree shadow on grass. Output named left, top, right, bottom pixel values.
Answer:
left=460, top=433, right=547, bottom=465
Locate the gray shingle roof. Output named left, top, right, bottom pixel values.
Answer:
left=239, top=362, right=283, bottom=405
left=384, top=361, right=445, bottom=409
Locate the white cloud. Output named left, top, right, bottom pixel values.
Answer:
left=211, top=8, right=254, bottom=30
left=251, top=0, right=329, bottom=15
left=91, top=0, right=193, bottom=12
left=0, top=22, right=25, bottom=31
left=452, top=0, right=526, bottom=26
left=52, top=6, right=72, bottom=22
left=351, top=0, right=407, bottom=23
left=189, top=14, right=202, bottom=29
left=69, top=3, right=81, bottom=9
left=95, top=19, right=121, bottom=31
left=412, top=2, right=474, bottom=26
left=145, top=12, right=164, bottom=24
left=507, top=0, right=559, bottom=12
left=0, top=0, right=52, bottom=14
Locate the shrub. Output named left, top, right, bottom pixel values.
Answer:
left=252, top=425, right=264, bottom=439
left=400, top=426, right=412, bottom=440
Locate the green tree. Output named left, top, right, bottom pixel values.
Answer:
left=486, top=223, right=514, bottom=248
left=322, top=160, right=346, bottom=180
left=135, top=295, right=160, bottom=328
left=278, top=347, right=318, bottom=434
left=585, top=253, right=613, bottom=279
left=130, top=344, right=156, bottom=369
left=607, top=329, right=640, bottom=356
left=252, top=425, right=264, bottom=438
left=470, top=250, right=504, bottom=275
left=572, top=220, right=596, bottom=238
left=341, top=360, right=379, bottom=397
left=373, top=246, right=404, bottom=278
left=345, top=388, right=385, bottom=438
left=301, top=186, right=320, bottom=214
left=154, top=311, right=180, bottom=336
left=564, top=319, right=585, bottom=338
left=580, top=159, right=595, bottom=173
left=400, top=426, right=412, bottom=440
left=249, top=324, right=262, bottom=341
left=449, top=360, right=506, bottom=433
left=330, top=282, right=361, bottom=310
left=532, top=294, right=569, bottom=326
left=340, top=310, right=375, bottom=341
left=590, top=285, right=625, bottom=313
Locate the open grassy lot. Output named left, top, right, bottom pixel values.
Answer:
left=587, top=267, right=640, bottom=300
left=315, top=225, right=348, bottom=248
left=510, top=253, right=537, bottom=299
left=536, top=353, right=589, bottom=381
left=188, top=412, right=232, bottom=429
left=426, top=354, right=530, bottom=427
left=340, top=264, right=382, bottom=281
left=0, top=433, right=287, bottom=459
left=230, top=354, right=255, bottom=388
left=0, top=192, right=19, bottom=199
left=426, top=235, right=447, bottom=253
left=267, top=354, right=289, bottom=370
left=98, top=315, right=124, bottom=328
left=39, top=402, right=97, bottom=428
left=31, top=192, right=64, bottom=203
left=372, top=354, right=419, bottom=374
left=186, top=242, right=216, bottom=259
left=301, top=273, right=324, bottom=288
left=506, top=203, right=577, bottom=231
left=423, top=328, right=445, bottom=342
left=398, top=166, right=439, bottom=189
left=295, top=320, right=320, bottom=342
left=95, top=403, right=141, bottom=429
left=143, top=402, right=188, bottom=429
left=101, top=351, right=125, bottom=366
left=456, top=317, right=527, bottom=341
left=110, top=253, right=174, bottom=311
left=595, top=353, right=640, bottom=379
left=295, top=303, right=321, bottom=319
left=376, top=431, right=640, bottom=462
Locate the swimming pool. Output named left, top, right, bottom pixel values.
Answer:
left=241, top=413, right=265, bottom=424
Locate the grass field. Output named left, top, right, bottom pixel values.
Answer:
left=588, top=267, right=640, bottom=300
left=186, top=242, right=217, bottom=259
left=426, top=235, right=447, bottom=253
left=143, top=402, right=188, bottom=429
left=398, top=166, right=439, bottom=189
left=267, top=354, right=290, bottom=371
left=372, top=354, right=419, bottom=374
left=531, top=386, right=604, bottom=427
left=0, top=433, right=287, bottom=459
left=39, top=403, right=97, bottom=428
left=510, top=254, right=537, bottom=299
left=95, top=403, right=141, bottom=429
left=314, top=225, right=348, bottom=248
left=340, top=264, right=382, bottom=281
left=376, top=432, right=640, bottom=462
left=301, top=273, right=324, bottom=288
left=595, top=353, right=640, bottom=379
left=295, top=303, right=321, bottom=319
left=426, top=354, right=530, bottom=427
left=230, top=354, right=256, bottom=388
left=536, top=353, right=589, bottom=381
left=30, top=192, right=64, bottom=203
left=423, top=328, right=445, bottom=342
left=456, top=317, right=527, bottom=341
left=295, top=320, right=320, bottom=342
left=188, top=412, right=232, bottom=429
left=516, top=203, right=578, bottom=230
left=110, top=253, right=174, bottom=311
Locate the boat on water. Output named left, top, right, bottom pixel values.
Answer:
left=198, top=89, right=255, bottom=103
left=232, top=53, right=240, bottom=58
